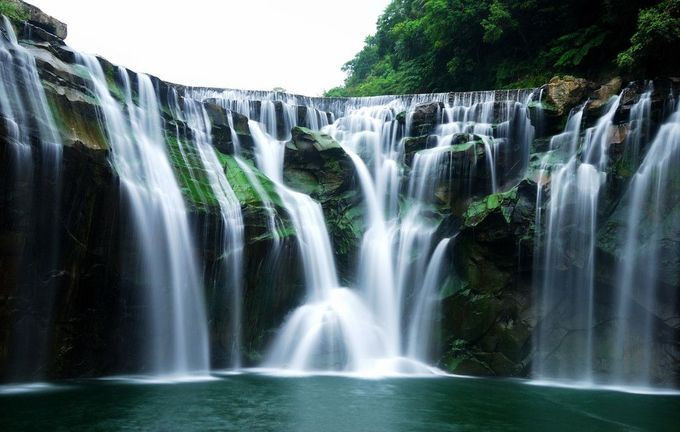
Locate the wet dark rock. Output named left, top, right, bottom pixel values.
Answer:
left=284, top=127, right=362, bottom=276
left=409, top=102, right=444, bottom=136
left=7, top=0, right=67, bottom=40
left=440, top=181, right=537, bottom=377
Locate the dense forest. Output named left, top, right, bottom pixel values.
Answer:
left=326, top=0, right=680, bottom=96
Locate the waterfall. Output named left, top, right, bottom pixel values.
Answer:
left=191, top=89, right=489, bottom=374
left=305, top=90, right=533, bottom=374
left=611, top=102, right=680, bottom=387
left=173, top=96, right=246, bottom=369
left=533, top=105, right=586, bottom=380
left=533, top=96, right=623, bottom=383
left=3, top=3, right=680, bottom=390
left=0, top=16, right=62, bottom=382
left=624, top=84, right=653, bottom=166
left=247, top=122, right=380, bottom=371
left=406, top=237, right=452, bottom=361
left=77, top=54, right=210, bottom=377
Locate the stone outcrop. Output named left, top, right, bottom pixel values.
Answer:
left=545, top=75, right=593, bottom=115
left=284, top=127, right=362, bottom=276
left=5, top=0, right=67, bottom=39
left=588, top=77, right=623, bottom=111
left=402, top=102, right=444, bottom=136
left=440, top=182, right=536, bottom=376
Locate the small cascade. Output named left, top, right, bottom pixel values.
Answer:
left=226, top=114, right=283, bottom=248
left=294, top=90, right=536, bottom=374
left=248, top=121, right=380, bottom=371
left=0, top=16, right=62, bottom=382
left=77, top=54, right=210, bottom=377
left=611, top=102, right=680, bottom=387
left=624, top=84, right=653, bottom=166
left=174, top=96, right=246, bottom=369
left=191, top=89, right=390, bottom=372
left=406, top=237, right=452, bottom=361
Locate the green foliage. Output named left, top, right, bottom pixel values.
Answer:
left=617, top=0, right=680, bottom=75
left=548, top=26, right=608, bottom=67
left=323, top=86, right=350, bottom=97
left=333, top=0, right=668, bottom=96
left=0, top=0, right=28, bottom=23
left=481, top=0, right=516, bottom=43
left=463, top=187, right=518, bottom=227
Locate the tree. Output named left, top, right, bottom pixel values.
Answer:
left=325, top=0, right=669, bottom=97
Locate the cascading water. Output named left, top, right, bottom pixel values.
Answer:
left=611, top=101, right=680, bottom=387
left=191, top=90, right=527, bottom=374
left=190, top=89, right=368, bottom=371
left=323, top=91, right=533, bottom=372
left=0, top=16, right=62, bottom=382
left=406, top=237, right=452, bottom=361
left=77, top=54, right=210, bottom=377
left=170, top=95, right=246, bottom=368
left=533, top=95, right=622, bottom=383
left=2, top=3, right=679, bottom=393
left=249, top=114, right=383, bottom=372
left=624, top=84, right=653, bottom=166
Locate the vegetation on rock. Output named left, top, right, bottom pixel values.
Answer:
left=0, top=0, right=28, bottom=23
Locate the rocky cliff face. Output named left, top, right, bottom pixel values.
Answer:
left=0, top=1, right=678, bottom=385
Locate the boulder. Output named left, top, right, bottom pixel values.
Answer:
left=284, top=127, right=362, bottom=277
left=288, top=126, right=341, bottom=153
left=589, top=77, right=623, bottom=111
left=440, top=181, right=537, bottom=377
left=408, top=102, right=444, bottom=136
left=546, top=75, right=592, bottom=115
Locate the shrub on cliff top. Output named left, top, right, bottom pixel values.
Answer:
left=0, top=0, right=28, bottom=23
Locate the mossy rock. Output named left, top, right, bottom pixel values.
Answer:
left=463, top=187, right=518, bottom=227
left=0, top=0, right=29, bottom=26
left=289, top=126, right=341, bottom=152
left=45, top=84, right=107, bottom=151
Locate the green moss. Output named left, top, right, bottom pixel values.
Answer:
left=219, top=154, right=281, bottom=208
left=528, top=100, right=558, bottom=113
left=463, top=187, right=518, bottom=227
left=284, top=168, right=319, bottom=196
left=326, top=198, right=364, bottom=257
left=0, top=1, right=29, bottom=24
left=165, top=133, right=217, bottom=208
left=613, top=156, right=636, bottom=178
left=44, top=86, right=107, bottom=150
left=291, top=127, right=340, bottom=151
left=251, top=225, right=296, bottom=243
left=450, top=141, right=477, bottom=153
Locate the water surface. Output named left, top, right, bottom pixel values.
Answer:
left=1, top=375, right=678, bottom=431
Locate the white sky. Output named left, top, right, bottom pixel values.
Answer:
left=25, top=0, right=389, bottom=96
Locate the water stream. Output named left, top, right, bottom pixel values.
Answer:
left=77, top=54, right=210, bottom=377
